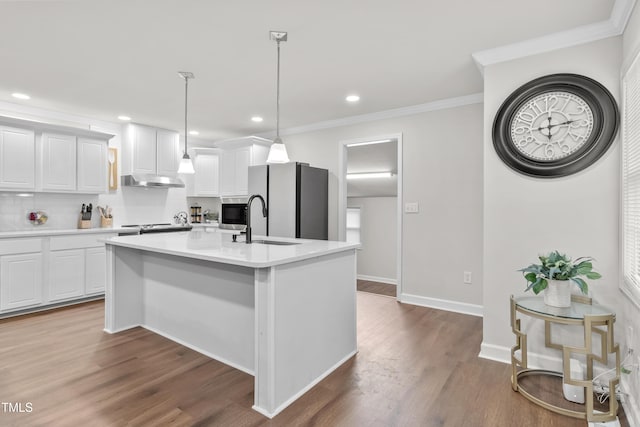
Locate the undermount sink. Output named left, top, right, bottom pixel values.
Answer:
left=250, top=239, right=300, bottom=246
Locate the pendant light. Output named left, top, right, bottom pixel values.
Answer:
left=177, top=71, right=195, bottom=174
left=266, top=31, right=290, bottom=164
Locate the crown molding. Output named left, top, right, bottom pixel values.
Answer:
left=472, top=0, right=637, bottom=75
left=256, top=92, right=483, bottom=139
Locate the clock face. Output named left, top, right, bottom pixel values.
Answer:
left=493, top=74, right=619, bottom=178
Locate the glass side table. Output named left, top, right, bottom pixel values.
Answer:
left=510, top=295, right=620, bottom=423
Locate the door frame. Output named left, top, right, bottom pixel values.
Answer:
left=338, top=133, right=403, bottom=299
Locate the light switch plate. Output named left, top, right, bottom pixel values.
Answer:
left=405, top=202, right=419, bottom=213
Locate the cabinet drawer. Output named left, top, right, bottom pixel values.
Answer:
left=0, top=238, right=42, bottom=255
left=50, top=234, right=115, bottom=251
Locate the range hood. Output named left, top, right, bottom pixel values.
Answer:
left=121, top=174, right=185, bottom=188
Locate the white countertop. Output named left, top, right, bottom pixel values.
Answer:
left=0, top=227, right=138, bottom=239
left=103, top=229, right=359, bottom=268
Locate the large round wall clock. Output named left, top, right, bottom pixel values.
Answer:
left=492, top=73, right=619, bottom=178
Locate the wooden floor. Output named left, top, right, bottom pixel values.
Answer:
left=357, top=279, right=396, bottom=297
left=0, top=294, right=628, bottom=426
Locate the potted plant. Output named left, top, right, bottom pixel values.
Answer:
left=519, top=250, right=601, bottom=307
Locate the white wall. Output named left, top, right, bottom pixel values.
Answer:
left=282, top=102, right=484, bottom=310
left=348, top=196, right=397, bottom=283
left=481, top=37, right=623, bottom=362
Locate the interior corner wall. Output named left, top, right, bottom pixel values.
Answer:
left=282, top=103, right=484, bottom=308
left=482, top=37, right=623, bottom=358
left=348, top=196, right=397, bottom=283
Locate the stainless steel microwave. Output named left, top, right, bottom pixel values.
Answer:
left=219, top=198, right=247, bottom=230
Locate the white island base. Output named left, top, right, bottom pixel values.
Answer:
left=104, top=232, right=358, bottom=418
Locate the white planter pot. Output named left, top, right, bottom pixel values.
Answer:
left=543, top=279, right=572, bottom=307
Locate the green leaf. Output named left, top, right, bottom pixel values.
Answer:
left=532, top=278, right=547, bottom=294
left=524, top=272, right=537, bottom=282
left=575, top=262, right=593, bottom=274
left=585, top=272, right=602, bottom=279
left=571, top=277, right=589, bottom=294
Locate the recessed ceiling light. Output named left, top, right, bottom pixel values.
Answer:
left=189, top=130, right=199, bottom=136
left=345, top=95, right=360, bottom=103
left=251, top=116, right=264, bottom=123
left=12, top=93, right=30, bottom=100
left=117, top=115, right=131, bottom=121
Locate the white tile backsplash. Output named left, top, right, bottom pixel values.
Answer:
left=0, top=192, right=99, bottom=231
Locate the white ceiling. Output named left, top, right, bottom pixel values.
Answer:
left=0, top=0, right=614, bottom=141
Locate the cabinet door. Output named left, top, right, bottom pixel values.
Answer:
left=49, top=249, right=84, bottom=302
left=132, top=125, right=157, bottom=174
left=0, top=253, right=42, bottom=311
left=219, top=149, right=236, bottom=196
left=77, top=138, right=107, bottom=193
left=194, top=152, right=220, bottom=196
left=42, top=133, right=77, bottom=191
left=234, top=147, right=251, bottom=196
left=0, top=126, right=35, bottom=189
left=156, top=130, right=179, bottom=176
left=85, top=247, right=106, bottom=295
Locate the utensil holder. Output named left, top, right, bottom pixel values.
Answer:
left=101, top=217, right=113, bottom=228
left=78, top=219, right=91, bottom=229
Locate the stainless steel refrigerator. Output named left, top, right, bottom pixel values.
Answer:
left=248, top=162, right=328, bottom=240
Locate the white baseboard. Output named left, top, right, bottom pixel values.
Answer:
left=399, top=292, right=483, bottom=317
left=478, top=343, right=511, bottom=364
left=621, top=379, right=640, bottom=427
left=478, top=342, right=563, bottom=371
left=357, top=274, right=397, bottom=285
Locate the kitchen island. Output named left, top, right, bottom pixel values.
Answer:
left=103, top=230, right=359, bottom=418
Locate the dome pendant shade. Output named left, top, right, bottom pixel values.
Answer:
left=266, top=139, right=289, bottom=164
left=178, top=153, right=195, bottom=174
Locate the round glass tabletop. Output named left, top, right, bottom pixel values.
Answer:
left=514, top=296, right=614, bottom=320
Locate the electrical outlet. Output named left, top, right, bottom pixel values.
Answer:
left=404, top=203, right=419, bottom=213
left=463, top=271, right=472, bottom=284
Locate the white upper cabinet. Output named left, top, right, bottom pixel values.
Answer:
left=186, top=148, right=220, bottom=197
left=218, top=138, right=270, bottom=197
left=0, top=125, right=36, bottom=190
left=77, top=138, right=107, bottom=193
left=132, top=124, right=157, bottom=174
left=42, top=133, right=77, bottom=191
left=220, top=147, right=250, bottom=196
left=0, top=117, right=112, bottom=193
left=123, top=123, right=180, bottom=176
left=156, top=130, right=180, bottom=176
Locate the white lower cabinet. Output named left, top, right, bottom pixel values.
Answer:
left=0, top=233, right=115, bottom=316
left=49, top=249, right=85, bottom=302
left=0, top=253, right=43, bottom=311
left=85, top=246, right=107, bottom=295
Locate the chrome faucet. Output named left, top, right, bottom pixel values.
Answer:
left=245, top=194, right=267, bottom=244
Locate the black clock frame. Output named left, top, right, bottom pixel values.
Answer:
left=492, top=73, right=619, bottom=178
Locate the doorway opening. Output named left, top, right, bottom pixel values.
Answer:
left=338, top=134, right=402, bottom=299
